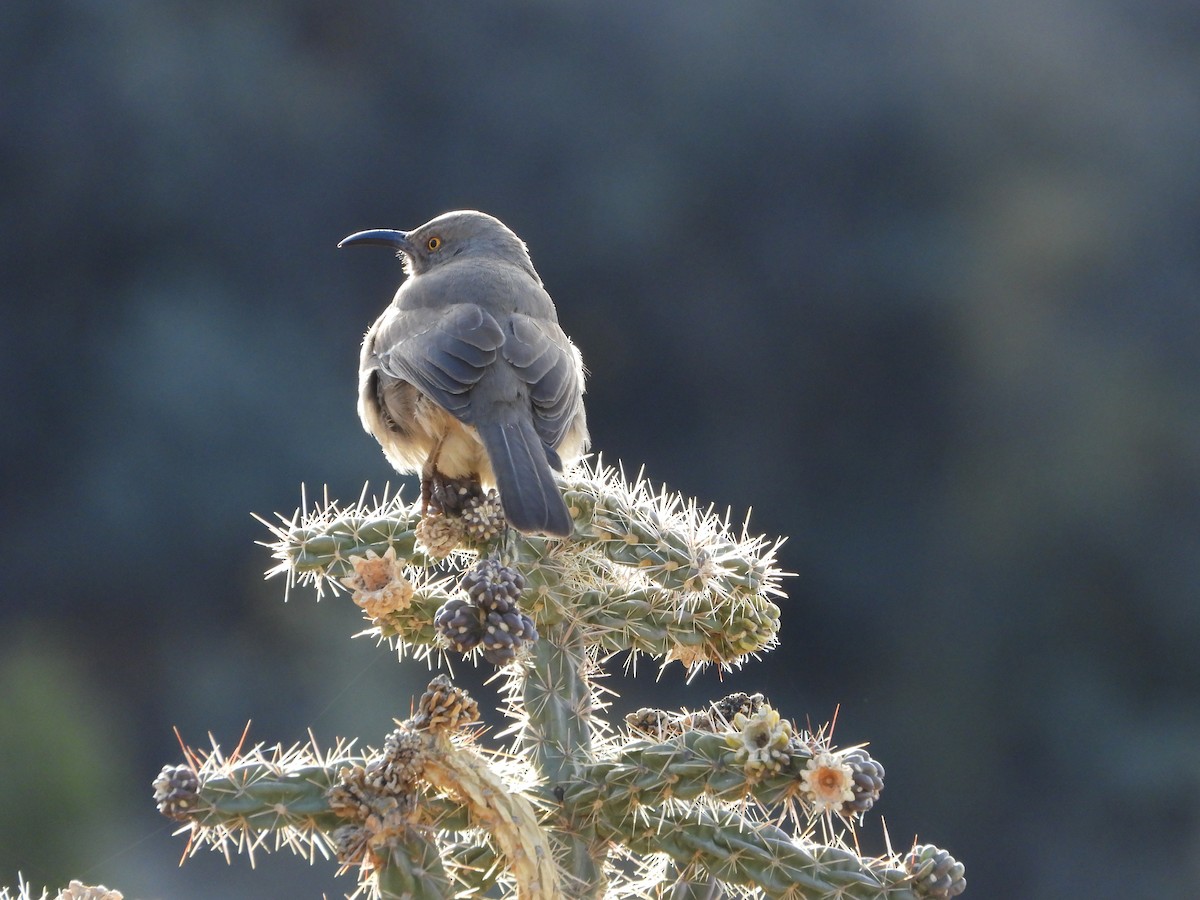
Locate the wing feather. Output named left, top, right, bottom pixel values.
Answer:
left=371, top=304, right=504, bottom=421
left=503, top=315, right=585, bottom=449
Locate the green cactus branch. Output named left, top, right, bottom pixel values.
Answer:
left=562, top=730, right=811, bottom=821
left=613, top=804, right=920, bottom=900
left=263, top=461, right=786, bottom=673
left=520, top=624, right=606, bottom=897
left=371, top=830, right=453, bottom=900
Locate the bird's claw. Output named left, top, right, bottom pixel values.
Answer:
left=423, top=471, right=484, bottom=518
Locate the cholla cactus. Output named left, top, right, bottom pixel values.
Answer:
left=153, top=459, right=964, bottom=898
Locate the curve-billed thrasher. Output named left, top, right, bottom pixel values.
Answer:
left=340, top=210, right=589, bottom=537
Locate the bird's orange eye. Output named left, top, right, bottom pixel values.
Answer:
left=426, top=236, right=442, bottom=251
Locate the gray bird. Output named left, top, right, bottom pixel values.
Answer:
left=340, top=210, right=589, bottom=537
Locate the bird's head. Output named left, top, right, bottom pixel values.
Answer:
left=338, top=210, right=537, bottom=279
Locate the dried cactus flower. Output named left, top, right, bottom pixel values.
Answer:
left=341, top=547, right=414, bottom=618
left=332, top=822, right=371, bottom=866
left=708, top=691, right=766, bottom=728
left=625, top=707, right=684, bottom=739
left=414, top=511, right=465, bottom=559
left=414, top=675, right=479, bottom=734
left=55, top=884, right=122, bottom=900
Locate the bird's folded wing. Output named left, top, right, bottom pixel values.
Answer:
left=503, top=314, right=586, bottom=450
left=372, top=305, right=504, bottom=420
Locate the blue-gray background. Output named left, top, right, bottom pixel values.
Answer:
left=3, top=2, right=1198, bottom=897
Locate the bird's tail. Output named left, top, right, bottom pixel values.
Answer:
left=475, top=418, right=573, bottom=537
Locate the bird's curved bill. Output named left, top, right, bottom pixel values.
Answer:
left=337, top=229, right=412, bottom=251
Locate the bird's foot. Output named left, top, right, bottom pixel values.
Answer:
left=423, top=472, right=485, bottom=519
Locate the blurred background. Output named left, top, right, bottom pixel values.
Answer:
left=3, top=2, right=1199, bottom=897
